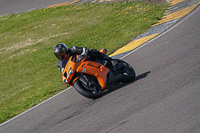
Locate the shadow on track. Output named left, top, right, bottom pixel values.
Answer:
left=101, top=71, right=151, bottom=97
left=134, top=71, right=151, bottom=81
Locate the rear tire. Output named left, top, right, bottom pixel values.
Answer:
left=73, top=79, right=102, bottom=99
left=116, top=59, right=135, bottom=83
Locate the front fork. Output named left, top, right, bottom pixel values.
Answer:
left=79, top=74, right=97, bottom=92
left=79, top=74, right=90, bottom=86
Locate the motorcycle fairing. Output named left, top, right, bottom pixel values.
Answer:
left=62, top=56, right=110, bottom=90
left=62, top=56, right=81, bottom=85
left=76, top=61, right=110, bottom=90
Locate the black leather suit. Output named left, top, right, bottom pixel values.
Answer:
left=57, top=46, right=109, bottom=71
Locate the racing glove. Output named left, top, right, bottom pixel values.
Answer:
left=76, top=48, right=89, bottom=62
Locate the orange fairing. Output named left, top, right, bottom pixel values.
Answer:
left=77, top=61, right=109, bottom=90
left=62, top=56, right=110, bottom=90
left=62, top=56, right=81, bottom=85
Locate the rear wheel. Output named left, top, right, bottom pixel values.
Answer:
left=116, top=59, right=135, bottom=83
left=73, top=79, right=102, bottom=99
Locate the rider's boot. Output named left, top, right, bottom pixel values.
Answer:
left=104, top=55, right=117, bottom=71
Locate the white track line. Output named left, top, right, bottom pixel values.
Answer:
left=121, top=4, right=200, bottom=59
left=1, top=4, right=199, bottom=127
left=0, top=87, right=72, bottom=126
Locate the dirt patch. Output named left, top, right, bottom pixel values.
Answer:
left=1, top=32, right=69, bottom=54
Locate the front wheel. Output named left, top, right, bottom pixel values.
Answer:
left=73, top=79, right=102, bottom=99
left=116, top=59, right=136, bottom=83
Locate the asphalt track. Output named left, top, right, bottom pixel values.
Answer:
left=0, top=0, right=74, bottom=16
left=1, top=2, right=200, bottom=133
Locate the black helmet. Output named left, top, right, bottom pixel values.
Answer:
left=53, top=43, right=68, bottom=60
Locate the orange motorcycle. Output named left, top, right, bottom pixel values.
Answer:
left=61, top=49, right=135, bottom=99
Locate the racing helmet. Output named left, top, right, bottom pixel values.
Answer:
left=53, top=43, right=68, bottom=60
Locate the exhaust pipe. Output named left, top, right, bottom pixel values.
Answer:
left=107, top=71, right=122, bottom=84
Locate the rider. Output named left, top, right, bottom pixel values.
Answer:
left=53, top=43, right=117, bottom=71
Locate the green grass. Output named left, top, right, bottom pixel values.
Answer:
left=0, top=1, right=168, bottom=124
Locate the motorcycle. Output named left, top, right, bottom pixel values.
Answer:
left=60, top=49, right=135, bottom=99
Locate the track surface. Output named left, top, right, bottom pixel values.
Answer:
left=1, top=5, right=200, bottom=133
left=0, top=0, right=73, bottom=16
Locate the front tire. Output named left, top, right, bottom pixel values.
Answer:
left=73, top=79, right=102, bottom=99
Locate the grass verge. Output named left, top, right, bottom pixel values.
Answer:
left=0, top=1, right=168, bottom=124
